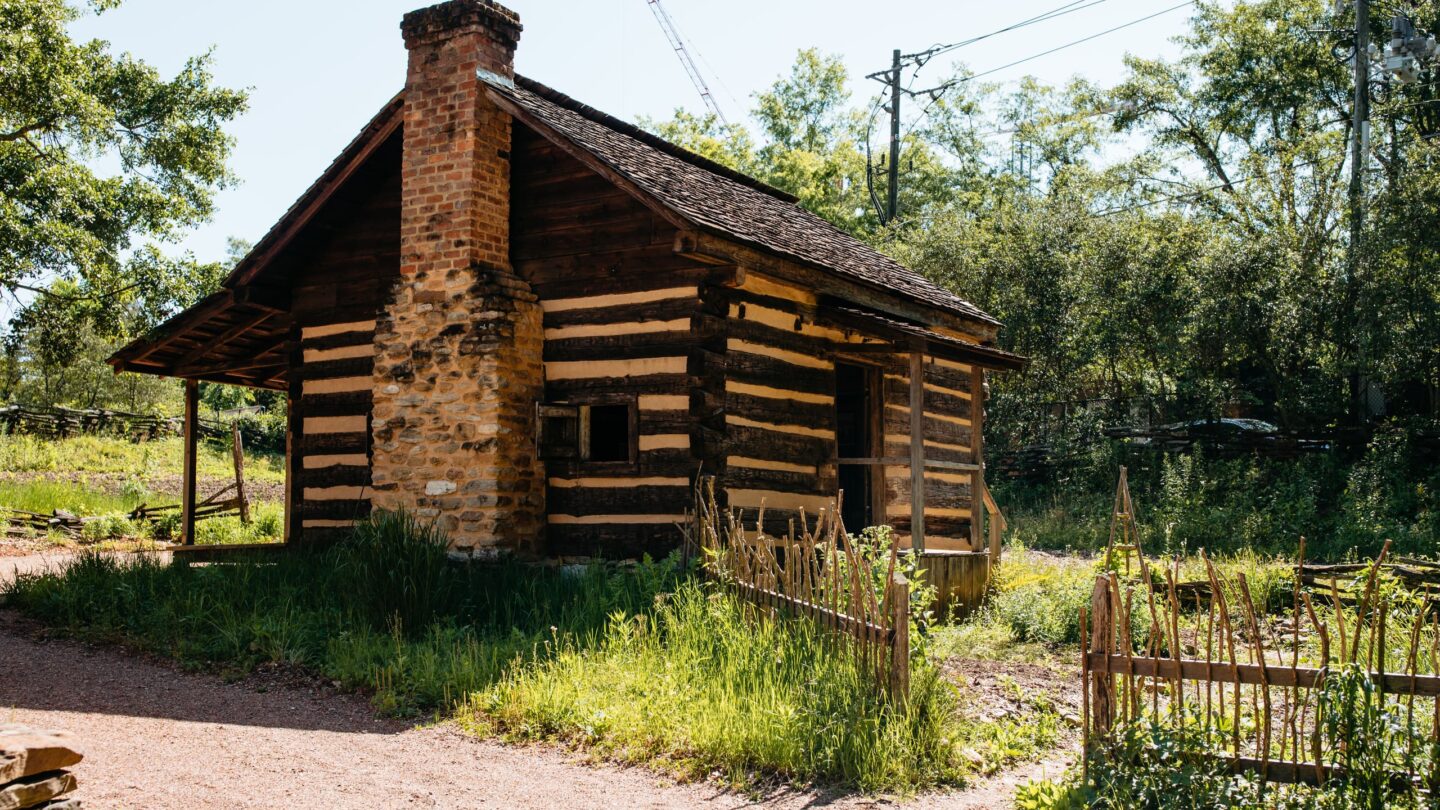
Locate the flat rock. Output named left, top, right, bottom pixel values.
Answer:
left=0, top=771, right=77, bottom=810
left=0, top=729, right=82, bottom=785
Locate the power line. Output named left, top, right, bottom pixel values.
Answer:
left=917, top=0, right=1116, bottom=61
left=1092, top=155, right=1330, bottom=216
left=960, top=1, right=1197, bottom=85
left=864, top=1, right=1198, bottom=222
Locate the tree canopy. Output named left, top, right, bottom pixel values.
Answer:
left=0, top=0, right=246, bottom=410
left=646, top=0, right=1440, bottom=437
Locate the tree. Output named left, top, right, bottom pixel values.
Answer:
left=0, top=0, right=246, bottom=322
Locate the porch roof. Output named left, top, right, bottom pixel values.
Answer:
left=106, top=286, right=291, bottom=390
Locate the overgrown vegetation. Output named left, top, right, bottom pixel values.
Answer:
left=1, top=512, right=1059, bottom=791
left=993, top=425, right=1439, bottom=562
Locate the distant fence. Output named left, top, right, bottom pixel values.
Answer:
left=1082, top=541, right=1440, bottom=789
left=0, top=404, right=229, bottom=443
left=686, top=478, right=911, bottom=699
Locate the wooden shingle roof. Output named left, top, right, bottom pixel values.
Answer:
left=487, top=75, right=999, bottom=328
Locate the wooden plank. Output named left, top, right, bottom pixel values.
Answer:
left=230, top=99, right=403, bottom=287
left=730, top=578, right=895, bottom=641
left=548, top=485, right=692, bottom=516
left=488, top=89, right=694, bottom=233
left=909, top=350, right=926, bottom=552
left=181, top=379, right=199, bottom=546
left=299, top=432, right=369, bottom=455
left=169, top=309, right=280, bottom=371
left=726, top=351, right=833, bottom=397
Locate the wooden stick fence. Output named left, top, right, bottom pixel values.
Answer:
left=1082, top=539, right=1440, bottom=791
left=685, top=478, right=911, bottom=699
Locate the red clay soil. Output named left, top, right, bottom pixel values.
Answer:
left=0, top=552, right=1071, bottom=809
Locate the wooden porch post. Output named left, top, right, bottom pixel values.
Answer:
left=284, top=338, right=301, bottom=545
left=909, top=348, right=926, bottom=551
left=970, top=366, right=985, bottom=552
left=180, top=378, right=199, bottom=545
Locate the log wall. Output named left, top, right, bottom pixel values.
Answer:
left=279, top=131, right=402, bottom=544
left=714, top=270, right=983, bottom=550
left=881, top=356, right=979, bottom=550
left=716, top=274, right=837, bottom=534
left=512, top=127, right=711, bottom=559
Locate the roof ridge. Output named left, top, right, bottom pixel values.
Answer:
left=512, top=74, right=799, bottom=205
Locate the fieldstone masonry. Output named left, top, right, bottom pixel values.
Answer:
left=372, top=0, right=545, bottom=555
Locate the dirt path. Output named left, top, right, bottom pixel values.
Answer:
left=0, top=608, right=1069, bottom=809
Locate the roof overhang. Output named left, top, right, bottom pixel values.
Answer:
left=818, top=303, right=1028, bottom=372
left=107, top=286, right=292, bottom=390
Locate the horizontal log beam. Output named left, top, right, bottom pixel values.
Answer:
left=833, top=457, right=981, bottom=472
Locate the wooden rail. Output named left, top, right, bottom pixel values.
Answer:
left=1086, top=652, right=1440, bottom=697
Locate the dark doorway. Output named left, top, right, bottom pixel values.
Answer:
left=835, top=362, right=877, bottom=532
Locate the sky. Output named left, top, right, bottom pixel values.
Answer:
left=66, top=0, right=1199, bottom=269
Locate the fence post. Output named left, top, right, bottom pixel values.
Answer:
left=1088, top=574, right=1115, bottom=739
left=888, top=570, right=910, bottom=701
left=231, top=422, right=250, bottom=525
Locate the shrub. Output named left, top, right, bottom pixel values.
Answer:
left=78, top=513, right=141, bottom=542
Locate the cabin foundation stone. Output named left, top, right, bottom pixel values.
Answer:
left=372, top=0, right=544, bottom=555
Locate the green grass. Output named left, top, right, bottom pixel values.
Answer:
left=0, top=433, right=284, bottom=482
left=468, top=581, right=967, bottom=790
left=0, top=478, right=283, bottom=544
left=0, top=433, right=285, bottom=544
left=947, top=545, right=1295, bottom=651
left=0, top=479, right=139, bottom=515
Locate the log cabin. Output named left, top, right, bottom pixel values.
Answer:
left=107, top=0, right=1026, bottom=598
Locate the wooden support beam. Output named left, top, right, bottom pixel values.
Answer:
left=970, top=365, right=985, bottom=552
left=181, top=357, right=287, bottom=378
left=284, top=339, right=302, bottom=545
left=125, top=291, right=233, bottom=364
left=1085, top=651, right=1440, bottom=695
left=909, top=349, right=926, bottom=551
left=181, top=379, right=199, bottom=545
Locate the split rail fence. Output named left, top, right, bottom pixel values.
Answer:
left=0, top=404, right=229, bottom=442
left=686, top=479, right=912, bottom=699
left=1082, top=540, right=1440, bottom=790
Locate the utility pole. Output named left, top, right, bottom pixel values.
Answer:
left=887, top=49, right=903, bottom=224
left=866, top=47, right=953, bottom=226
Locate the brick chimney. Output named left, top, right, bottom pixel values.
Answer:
left=372, top=0, right=546, bottom=556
